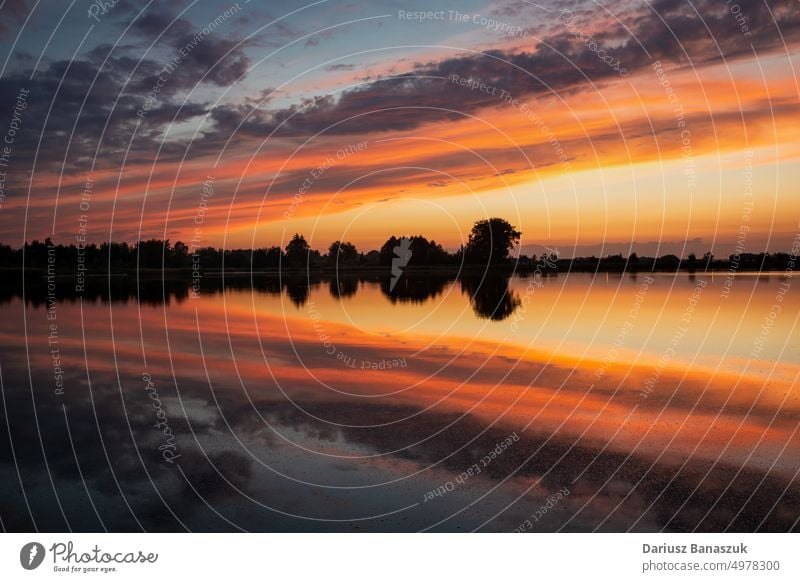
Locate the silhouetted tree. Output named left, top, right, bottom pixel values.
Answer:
left=464, top=218, right=521, bottom=265
left=0, top=243, right=18, bottom=268
left=168, top=241, right=190, bottom=268
left=284, top=233, right=310, bottom=268
left=408, top=236, right=449, bottom=265
left=6, top=222, right=796, bottom=278
left=379, top=236, right=401, bottom=266
left=328, top=240, right=358, bottom=266
left=252, top=246, right=283, bottom=269
left=686, top=252, right=697, bottom=272
left=362, top=250, right=380, bottom=266
left=702, top=251, right=714, bottom=271
left=136, top=239, right=168, bottom=269
left=378, top=235, right=451, bottom=266
left=654, top=254, right=680, bottom=271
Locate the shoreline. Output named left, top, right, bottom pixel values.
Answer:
left=0, top=264, right=793, bottom=279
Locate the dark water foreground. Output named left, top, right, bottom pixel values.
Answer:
left=0, top=272, right=798, bottom=531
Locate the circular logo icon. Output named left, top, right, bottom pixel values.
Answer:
left=20, top=542, right=45, bottom=570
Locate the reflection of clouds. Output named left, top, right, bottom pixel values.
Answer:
left=4, top=337, right=797, bottom=532
left=1, top=280, right=799, bottom=531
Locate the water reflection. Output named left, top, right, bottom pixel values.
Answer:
left=284, top=277, right=313, bottom=308
left=0, top=271, right=798, bottom=531
left=1, top=272, right=525, bottom=323
left=460, top=275, right=521, bottom=320
left=378, top=274, right=449, bottom=305
left=328, top=276, right=359, bottom=299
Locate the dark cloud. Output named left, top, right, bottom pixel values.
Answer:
left=324, top=63, right=355, bottom=72
left=0, top=54, right=204, bottom=179
left=489, top=0, right=534, bottom=18
left=0, top=3, right=256, bottom=191
left=494, top=168, right=515, bottom=176
left=239, top=87, right=280, bottom=115
left=203, top=0, right=799, bottom=140
left=126, top=7, right=251, bottom=88
left=5, top=0, right=794, bottom=183
left=0, top=0, right=31, bottom=38
left=130, top=7, right=189, bottom=38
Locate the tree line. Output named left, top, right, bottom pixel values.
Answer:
left=0, top=217, right=795, bottom=273
left=0, top=218, right=523, bottom=271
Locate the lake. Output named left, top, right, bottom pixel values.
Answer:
left=0, top=271, right=798, bottom=531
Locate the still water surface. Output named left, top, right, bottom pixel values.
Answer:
left=0, top=272, right=797, bottom=531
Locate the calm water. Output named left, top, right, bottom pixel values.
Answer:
left=1, top=271, right=798, bottom=531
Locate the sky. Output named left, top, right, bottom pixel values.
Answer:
left=0, top=0, right=798, bottom=257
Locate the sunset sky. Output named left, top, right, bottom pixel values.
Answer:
left=0, top=0, right=798, bottom=257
